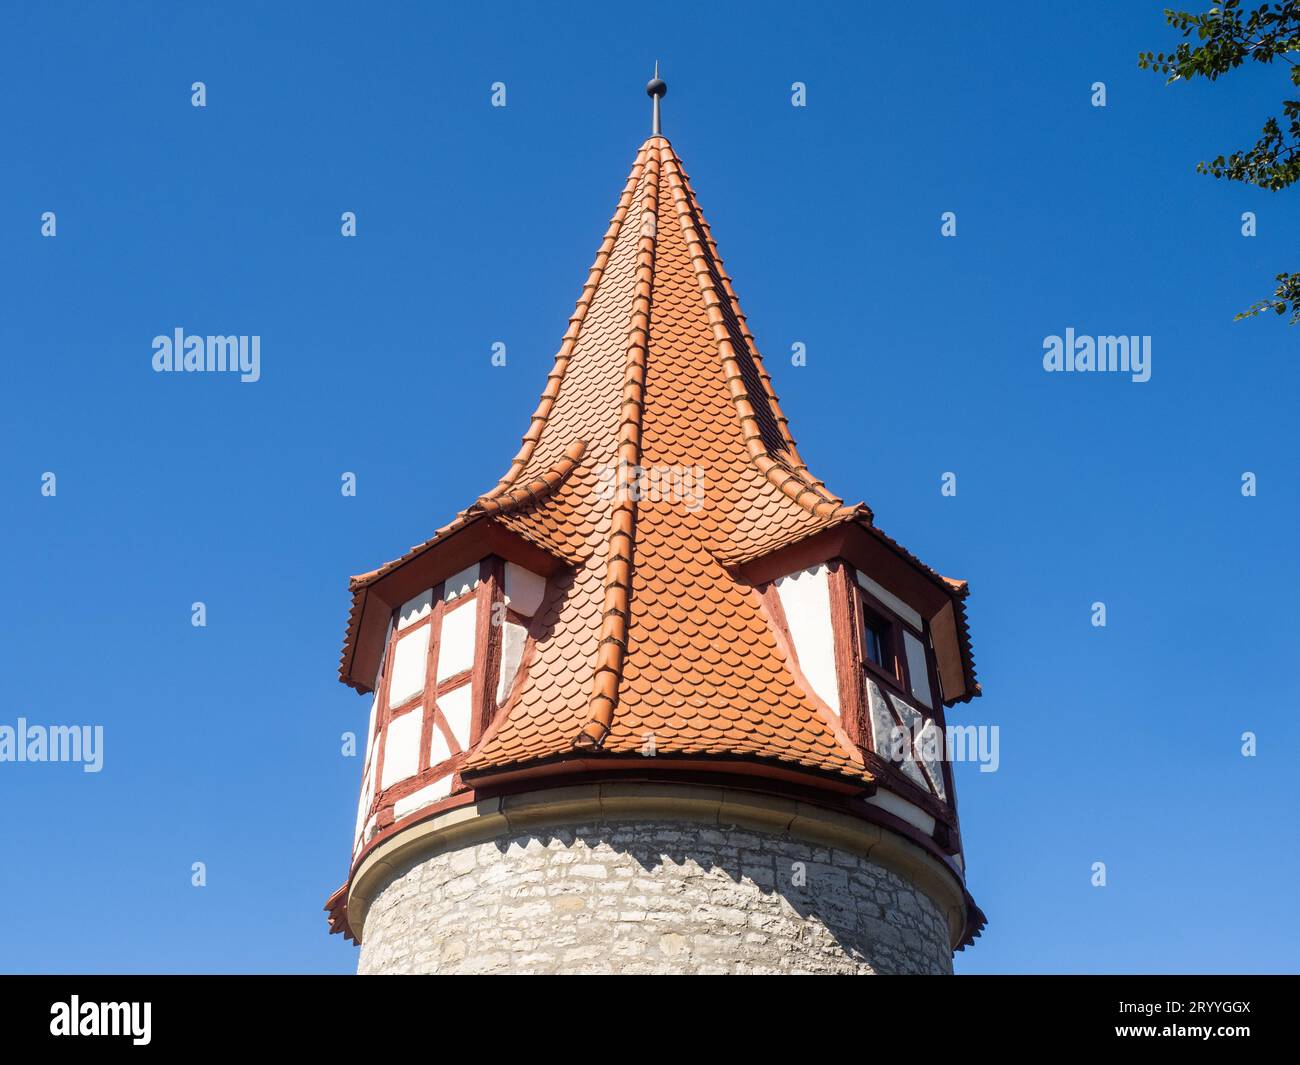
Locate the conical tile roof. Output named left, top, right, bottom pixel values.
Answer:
left=340, top=134, right=976, bottom=785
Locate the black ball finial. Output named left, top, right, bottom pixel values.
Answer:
left=646, top=77, right=667, bottom=98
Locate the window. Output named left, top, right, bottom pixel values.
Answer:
left=370, top=560, right=492, bottom=807
left=842, top=565, right=954, bottom=807
left=860, top=612, right=888, bottom=671
left=356, top=555, right=551, bottom=838
left=848, top=573, right=939, bottom=710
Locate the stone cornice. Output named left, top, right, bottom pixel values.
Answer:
left=347, top=782, right=970, bottom=950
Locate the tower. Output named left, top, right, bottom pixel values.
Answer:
left=325, top=73, right=984, bottom=974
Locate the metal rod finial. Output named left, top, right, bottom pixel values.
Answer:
left=646, top=61, right=667, bottom=136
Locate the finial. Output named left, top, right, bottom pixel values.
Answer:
left=646, top=61, right=667, bottom=137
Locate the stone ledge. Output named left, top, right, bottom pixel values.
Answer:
left=347, top=782, right=968, bottom=948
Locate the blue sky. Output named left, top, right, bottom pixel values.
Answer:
left=1, top=0, right=1295, bottom=974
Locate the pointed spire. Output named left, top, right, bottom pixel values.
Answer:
left=342, top=128, right=978, bottom=778
left=646, top=61, right=667, bottom=136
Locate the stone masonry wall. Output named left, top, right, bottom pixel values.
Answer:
left=356, top=819, right=953, bottom=974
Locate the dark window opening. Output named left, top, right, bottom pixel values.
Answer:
left=861, top=616, right=886, bottom=670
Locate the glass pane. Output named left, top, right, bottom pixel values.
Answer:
left=863, top=621, right=885, bottom=668
left=904, top=630, right=933, bottom=708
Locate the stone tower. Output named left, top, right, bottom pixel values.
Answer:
left=325, top=77, right=985, bottom=974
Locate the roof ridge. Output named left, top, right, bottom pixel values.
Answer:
left=573, top=141, right=662, bottom=750
left=480, top=144, right=651, bottom=505
left=672, top=157, right=809, bottom=469
left=660, top=147, right=855, bottom=522
left=473, top=439, right=587, bottom=516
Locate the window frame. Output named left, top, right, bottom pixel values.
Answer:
left=847, top=579, right=941, bottom=711
left=366, top=555, right=506, bottom=819
left=847, top=567, right=960, bottom=815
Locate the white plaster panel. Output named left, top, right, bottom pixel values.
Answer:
left=866, top=679, right=898, bottom=758
left=354, top=776, right=367, bottom=842
left=398, top=589, right=433, bottom=629
left=775, top=564, right=840, bottom=716
left=439, top=684, right=473, bottom=749
left=393, top=774, right=454, bottom=821
left=373, top=618, right=393, bottom=691
left=854, top=570, right=923, bottom=631
left=887, top=692, right=930, bottom=792
left=903, top=630, right=933, bottom=708
left=496, top=621, right=528, bottom=704
left=866, top=788, right=936, bottom=836
left=915, top=717, right=947, bottom=801
left=442, top=564, right=480, bottom=602
left=358, top=764, right=374, bottom=832
left=380, top=710, right=423, bottom=790
left=897, top=750, right=930, bottom=794
left=429, top=724, right=452, bottom=768
left=504, top=563, right=547, bottom=617
left=387, top=626, right=429, bottom=708
left=363, top=693, right=379, bottom=766
left=355, top=753, right=375, bottom=844
left=437, top=600, right=477, bottom=682
left=889, top=691, right=923, bottom=735
left=356, top=701, right=379, bottom=843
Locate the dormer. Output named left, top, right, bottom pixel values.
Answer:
left=741, top=521, right=978, bottom=858
left=340, top=515, right=570, bottom=856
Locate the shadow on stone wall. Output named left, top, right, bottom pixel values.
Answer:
left=362, top=818, right=952, bottom=975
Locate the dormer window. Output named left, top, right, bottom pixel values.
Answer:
left=848, top=571, right=939, bottom=710
left=831, top=563, right=955, bottom=819
left=352, top=554, right=549, bottom=847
